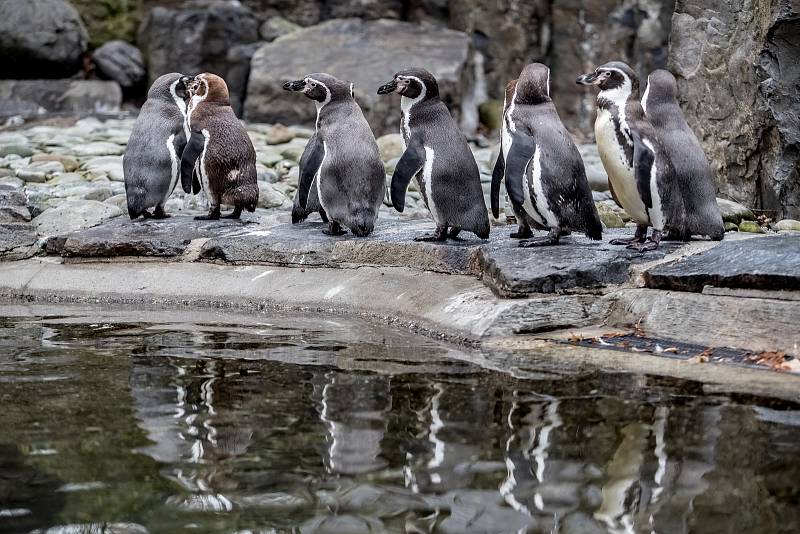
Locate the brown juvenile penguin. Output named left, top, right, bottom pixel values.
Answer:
left=180, top=73, right=258, bottom=220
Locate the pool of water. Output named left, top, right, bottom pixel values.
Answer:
left=1, top=304, right=798, bottom=534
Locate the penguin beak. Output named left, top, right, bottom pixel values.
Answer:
left=576, top=72, right=599, bottom=85
left=283, top=80, right=306, bottom=92
left=377, top=79, right=397, bottom=95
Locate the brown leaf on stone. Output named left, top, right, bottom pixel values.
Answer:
left=779, top=358, right=800, bottom=373
left=754, top=351, right=789, bottom=370
left=688, top=347, right=714, bottom=364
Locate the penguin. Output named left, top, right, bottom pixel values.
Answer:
left=577, top=61, right=685, bottom=251
left=642, top=69, right=724, bottom=241
left=491, top=63, right=602, bottom=246
left=283, top=73, right=385, bottom=236
left=377, top=68, right=490, bottom=241
left=290, top=132, right=328, bottom=224
left=180, top=73, right=258, bottom=220
left=123, top=72, right=191, bottom=220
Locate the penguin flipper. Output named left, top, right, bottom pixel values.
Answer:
left=181, top=131, right=205, bottom=195
left=390, top=139, right=425, bottom=213
left=192, top=170, right=201, bottom=195
left=505, top=133, right=535, bottom=208
left=298, top=138, right=324, bottom=210
left=490, top=141, right=504, bottom=219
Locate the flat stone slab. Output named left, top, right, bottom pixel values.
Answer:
left=46, top=215, right=254, bottom=257
left=644, top=234, right=800, bottom=292
left=43, top=214, right=687, bottom=297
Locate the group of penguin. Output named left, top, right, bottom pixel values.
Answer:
left=123, top=60, right=723, bottom=251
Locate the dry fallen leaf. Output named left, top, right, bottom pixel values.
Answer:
left=754, top=351, right=788, bottom=370
left=688, top=347, right=714, bottom=364
left=778, top=358, right=800, bottom=373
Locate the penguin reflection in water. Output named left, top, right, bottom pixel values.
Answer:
left=577, top=62, right=684, bottom=251
left=180, top=73, right=259, bottom=220
left=377, top=68, right=490, bottom=241
left=123, top=72, right=191, bottom=220
left=491, top=63, right=602, bottom=246
left=284, top=74, right=385, bottom=236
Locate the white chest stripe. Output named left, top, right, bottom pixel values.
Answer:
left=643, top=138, right=664, bottom=230
left=198, top=129, right=211, bottom=202
left=530, top=147, right=559, bottom=228
left=400, top=76, right=427, bottom=144
left=169, top=78, right=190, bottom=142
left=308, top=78, right=331, bottom=131
left=641, top=77, right=651, bottom=114
left=165, top=134, right=179, bottom=204
left=421, top=146, right=442, bottom=224
left=315, top=142, right=328, bottom=211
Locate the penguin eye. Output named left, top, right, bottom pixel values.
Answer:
left=310, top=82, right=317, bottom=88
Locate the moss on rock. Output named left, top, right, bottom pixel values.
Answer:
left=72, top=0, right=141, bottom=48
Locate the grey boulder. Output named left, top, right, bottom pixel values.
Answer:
left=0, top=0, right=89, bottom=78
left=0, top=80, right=122, bottom=119
left=92, top=40, right=146, bottom=91
left=245, top=18, right=474, bottom=136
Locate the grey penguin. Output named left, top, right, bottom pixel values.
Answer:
left=123, top=72, right=191, bottom=219
left=180, top=73, right=259, bottom=220
left=577, top=61, right=685, bottom=251
left=642, top=69, right=724, bottom=241
left=291, top=132, right=328, bottom=224
left=491, top=63, right=602, bottom=246
left=283, top=73, right=385, bottom=236
left=377, top=68, right=490, bottom=241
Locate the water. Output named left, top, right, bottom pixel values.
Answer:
left=1, top=304, right=799, bottom=534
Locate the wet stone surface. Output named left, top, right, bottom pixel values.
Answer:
left=645, top=234, right=800, bottom=292
left=45, top=215, right=685, bottom=296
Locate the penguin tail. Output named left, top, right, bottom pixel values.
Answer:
left=351, top=208, right=375, bottom=237
left=585, top=215, right=603, bottom=241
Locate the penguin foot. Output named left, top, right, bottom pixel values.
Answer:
left=626, top=230, right=662, bottom=252
left=152, top=206, right=170, bottom=219
left=610, top=224, right=649, bottom=245
left=195, top=207, right=221, bottom=221
left=322, top=221, right=347, bottom=236
left=140, top=210, right=154, bottom=219
left=510, top=225, right=533, bottom=239
left=447, top=227, right=461, bottom=239
left=221, top=206, right=243, bottom=220
left=518, top=228, right=561, bottom=247
left=414, top=225, right=448, bottom=242
left=319, top=208, right=329, bottom=223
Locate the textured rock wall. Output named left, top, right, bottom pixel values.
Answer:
left=669, top=0, right=800, bottom=218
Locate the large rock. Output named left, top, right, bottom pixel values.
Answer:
left=92, top=40, right=146, bottom=92
left=0, top=80, right=122, bottom=119
left=0, top=0, right=89, bottom=78
left=644, top=234, right=800, bottom=292
left=137, top=0, right=260, bottom=114
left=551, top=0, right=674, bottom=138
left=245, top=18, right=474, bottom=135
left=32, top=200, right=123, bottom=238
left=669, top=0, right=800, bottom=219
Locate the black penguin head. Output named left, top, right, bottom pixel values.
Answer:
left=642, top=69, right=678, bottom=110
left=148, top=72, right=188, bottom=103
left=514, top=63, right=551, bottom=105
left=377, top=68, right=439, bottom=100
left=576, top=61, right=639, bottom=95
left=283, top=73, right=352, bottom=103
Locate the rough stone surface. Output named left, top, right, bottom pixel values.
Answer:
left=32, top=199, right=123, bottom=237
left=45, top=215, right=696, bottom=297
left=50, top=215, right=249, bottom=257
left=645, top=235, right=800, bottom=292
left=669, top=0, right=800, bottom=218
left=259, top=15, right=301, bottom=41
left=93, top=40, right=146, bottom=91
left=72, top=0, right=142, bottom=48
left=0, top=80, right=122, bottom=119
left=245, top=18, right=473, bottom=135
left=0, top=187, right=36, bottom=256
left=477, top=232, right=680, bottom=298
left=137, top=1, right=260, bottom=91
left=0, top=0, right=89, bottom=78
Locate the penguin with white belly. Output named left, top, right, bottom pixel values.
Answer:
left=283, top=73, right=385, bottom=236
left=123, top=73, right=191, bottom=219
left=491, top=63, right=602, bottom=246
left=642, top=69, right=724, bottom=241
left=291, top=132, right=328, bottom=224
left=377, top=68, right=490, bottom=241
left=577, top=61, right=684, bottom=251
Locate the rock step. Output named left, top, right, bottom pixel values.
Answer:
left=45, top=215, right=685, bottom=298
left=644, top=235, right=800, bottom=292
